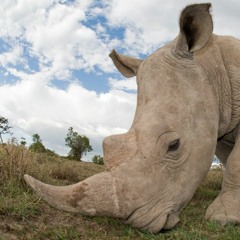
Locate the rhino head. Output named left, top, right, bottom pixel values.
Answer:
left=24, top=3, right=219, bottom=233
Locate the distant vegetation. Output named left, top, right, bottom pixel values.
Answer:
left=0, top=116, right=104, bottom=164
left=0, top=116, right=12, bottom=144
left=65, top=127, right=93, bottom=161
left=92, top=154, right=104, bottom=165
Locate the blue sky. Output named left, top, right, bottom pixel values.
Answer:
left=0, top=0, right=240, bottom=159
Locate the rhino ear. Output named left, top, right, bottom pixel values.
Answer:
left=176, top=3, right=213, bottom=53
left=109, top=49, right=143, bottom=78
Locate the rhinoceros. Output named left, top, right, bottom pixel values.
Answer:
left=24, top=3, right=240, bottom=233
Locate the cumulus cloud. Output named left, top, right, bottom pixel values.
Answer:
left=0, top=0, right=113, bottom=80
left=0, top=45, right=23, bottom=68
left=109, top=77, right=137, bottom=91
left=0, top=79, right=136, bottom=157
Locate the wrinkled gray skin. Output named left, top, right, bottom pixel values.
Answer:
left=24, top=3, right=240, bottom=233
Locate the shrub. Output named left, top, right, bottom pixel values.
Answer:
left=92, top=155, right=104, bottom=165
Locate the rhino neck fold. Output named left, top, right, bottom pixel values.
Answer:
left=194, top=36, right=232, bottom=137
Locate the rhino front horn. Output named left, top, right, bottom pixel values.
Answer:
left=24, top=173, right=122, bottom=217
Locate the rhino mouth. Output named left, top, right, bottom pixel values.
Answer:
left=124, top=206, right=181, bottom=233
left=163, top=212, right=180, bottom=230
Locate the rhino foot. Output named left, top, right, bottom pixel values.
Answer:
left=205, top=191, right=240, bottom=225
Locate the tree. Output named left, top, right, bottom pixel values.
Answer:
left=32, top=133, right=41, bottom=143
left=65, top=127, right=93, bottom=161
left=29, top=133, right=46, bottom=153
left=92, top=155, right=104, bottom=165
left=0, top=117, right=12, bottom=144
left=20, top=137, right=27, bottom=146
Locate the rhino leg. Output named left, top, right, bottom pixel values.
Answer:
left=206, top=134, right=240, bottom=225
left=215, top=138, right=234, bottom=167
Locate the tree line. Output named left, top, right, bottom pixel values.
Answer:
left=0, top=116, right=104, bottom=165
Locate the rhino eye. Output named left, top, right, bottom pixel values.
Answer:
left=167, top=139, right=180, bottom=152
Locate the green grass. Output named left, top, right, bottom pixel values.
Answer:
left=1, top=144, right=240, bottom=239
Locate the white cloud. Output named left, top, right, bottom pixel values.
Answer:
left=0, top=79, right=136, bottom=157
left=109, top=77, right=137, bottom=91
left=0, top=0, right=54, bottom=38
left=0, top=0, right=114, bottom=82
left=0, top=45, right=23, bottom=68
left=104, top=0, right=182, bottom=54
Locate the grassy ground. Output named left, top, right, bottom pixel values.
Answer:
left=1, top=144, right=240, bottom=239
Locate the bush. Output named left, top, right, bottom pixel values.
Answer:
left=92, top=155, right=104, bottom=165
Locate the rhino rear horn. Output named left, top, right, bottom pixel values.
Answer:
left=177, top=3, right=213, bottom=52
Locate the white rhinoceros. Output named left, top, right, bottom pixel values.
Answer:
left=24, top=3, right=240, bottom=233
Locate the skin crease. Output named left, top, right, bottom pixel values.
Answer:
left=24, top=3, right=240, bottom=233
